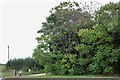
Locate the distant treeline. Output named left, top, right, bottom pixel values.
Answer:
left=6, top=57, right=44, bottom=71
left=0, top=64, right=5, bottom=66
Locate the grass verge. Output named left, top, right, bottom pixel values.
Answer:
left=28, top=75, right=119, bottom=78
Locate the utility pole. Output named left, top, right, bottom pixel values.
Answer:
left=8, top=45, right=9, bottom=61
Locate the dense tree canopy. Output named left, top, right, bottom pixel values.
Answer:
left=33, top=2, right=120, bottom=75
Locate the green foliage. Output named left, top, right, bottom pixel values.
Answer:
left=33, top=1, right=120, bottom=75
left=77, top=2, right=120, bottom=74
left=52, top=62, right=66, bottom=75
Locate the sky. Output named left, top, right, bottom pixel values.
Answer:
left=0, top=0, right=120, bottom=64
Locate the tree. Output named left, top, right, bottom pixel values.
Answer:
left=76, top=2, right=120, bottom=74
left=33, top=1, right=120, bottom=75
left=33, top=2, right=95, bottom=75
left=94, top=2, right=120, bottom=74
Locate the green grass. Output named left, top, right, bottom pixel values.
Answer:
left=2, top=71, right=35, bottom=78
left=1, top=71, right=43, bottom=78
left=2, top=72, right=14, bottom=78
left=1, top=67, right=118, bottom=79
left=0, top=66, right=2, bottom=77
left=28, top=75, right=118, bottom=78
left=1, top=69, right=118, bottom=79
left=3, top=73, right=119, bottom=79
left=0, top=66, right=14, bottom=78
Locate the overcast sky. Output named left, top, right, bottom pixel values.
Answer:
left=0, top=0, right=119, bottom=64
